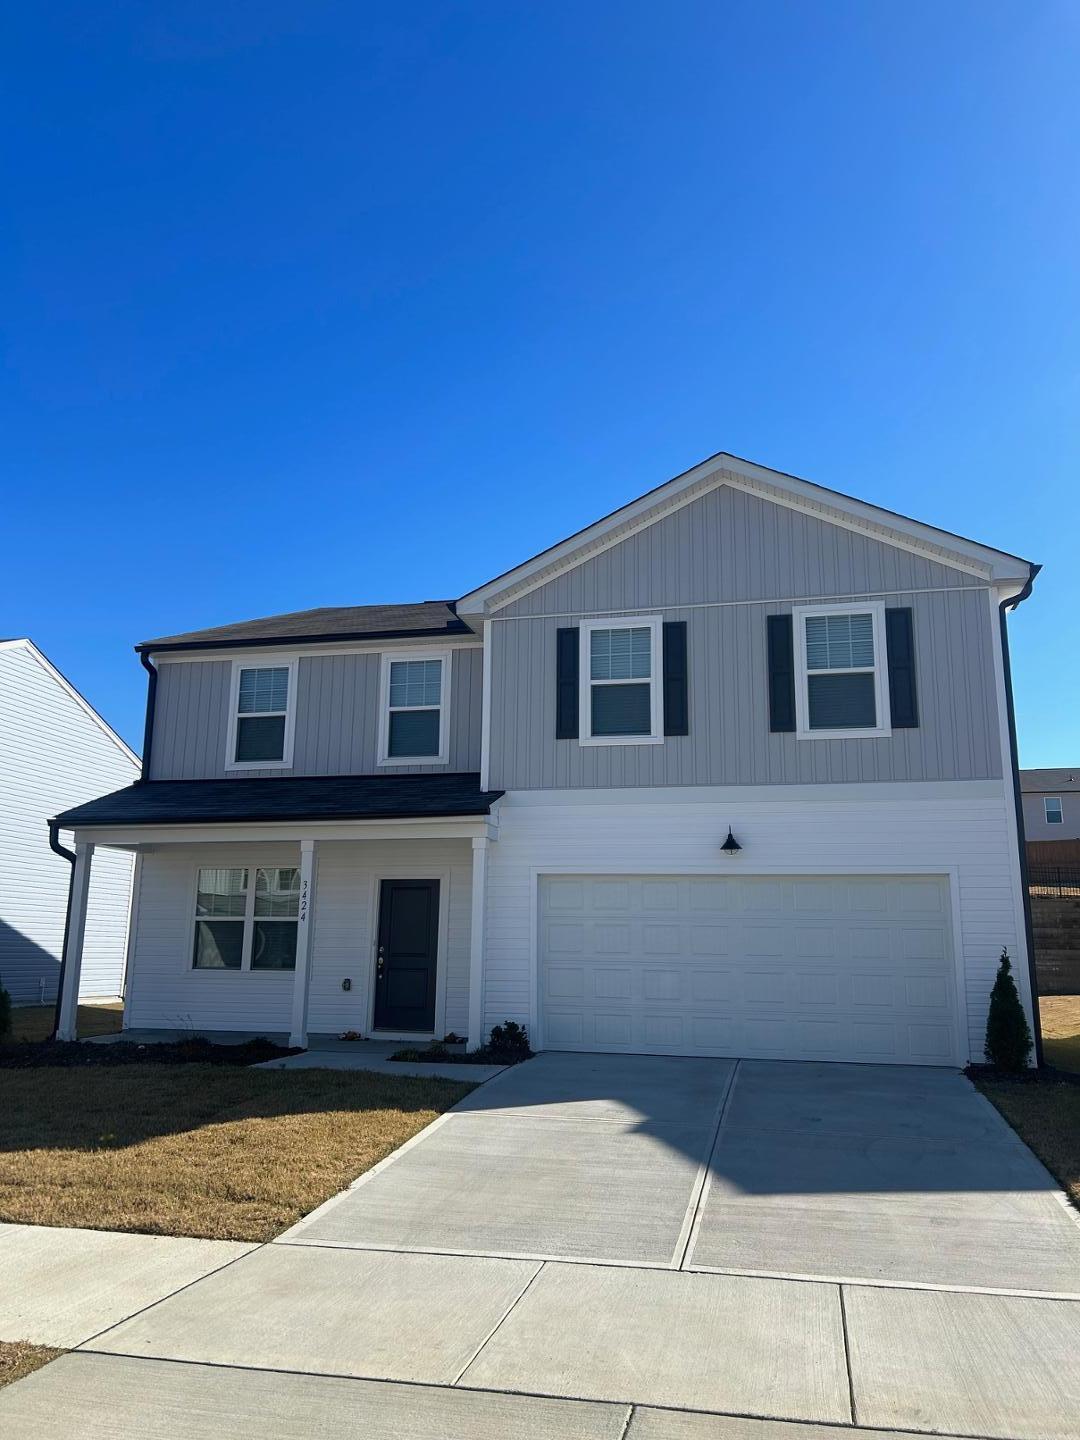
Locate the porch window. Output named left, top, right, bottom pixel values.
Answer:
left=193, top=866, right=298, bottom=970
left=378, top=650, right=451, bottom=764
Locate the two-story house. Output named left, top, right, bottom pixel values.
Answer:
left=53, top=452, right=1040, bottom=1066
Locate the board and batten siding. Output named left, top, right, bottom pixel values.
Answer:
left=150, top=646, right=483, bottom=780
left=0, top=643, right=138, bottom=1003
left=481, top=784, right=1029, bottom=1064
left=488, top=485, right=1002, bottom=789
left=125, top=838, right=473, bottom=1037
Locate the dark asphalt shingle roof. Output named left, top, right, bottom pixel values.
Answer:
left=138, top=601, right=469, bottom=652
left=54, top=773, right=503, bottom=828
left=1020, top=768, right=1080, bottom=792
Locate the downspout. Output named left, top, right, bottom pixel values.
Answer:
left=998, top=565, right=1043, bottom=1066
left=48, top=819, right=76, bottom=1041
left=138, top=650, right=158, bottom=782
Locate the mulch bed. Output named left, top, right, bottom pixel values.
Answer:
left=0, top=1037, right=299, bottom=1069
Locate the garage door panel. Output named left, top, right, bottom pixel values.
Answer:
left=539, top=875, right=958, bottom=1066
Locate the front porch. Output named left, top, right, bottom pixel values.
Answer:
left=52, top=774, right=501, bottom=1050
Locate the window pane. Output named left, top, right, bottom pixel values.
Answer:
left=1046, top=799, right=1063, bottom=824
left=807, top=672, right=877, bottom=729
left=251, top=920, right=297, bottom=970
left=591, top=627, right=651, bottom=680
left=193, top=919, right=244, bottom=969
left=389, top=659, right=442, bottom=708
left=196, top=868, right=248, bottom=917
left=805, top=614, right=874, bottom=671
left=236, top=714, right=286, bottom=762
left=388, top=708, right=440, bottom=756
left=591, top=682, right=652, bottom=736
left=255, top=867, right=300, bottom=917
left=238, top=666, right=289, bottom=714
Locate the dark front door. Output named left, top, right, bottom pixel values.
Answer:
left=373, top=879, right=440, bottom=1032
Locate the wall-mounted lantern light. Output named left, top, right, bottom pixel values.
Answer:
left=720, top=828, right=742, bottom=856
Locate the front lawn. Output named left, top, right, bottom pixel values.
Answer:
left=0, top=1065, right=471, bottom=1241
left=5, top=1002, right=123, bottom=1045
left=1039, top=994, right=1080, bottom=1074
left=0, top=1341, right=61, bottom=1389
left=974, top=1073, right=1080, bottom=1210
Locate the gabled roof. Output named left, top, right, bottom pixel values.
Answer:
left=139, top=601, right=470, bottom=654
left=1020, top=768, right=1080, bottom=792
left=456, top=450, right=1037, bottom=618
left=0, top=638, right=140, bottom=769
left=54, top=773, right=503, bottom=828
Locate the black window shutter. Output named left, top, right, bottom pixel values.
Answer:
left=885, top=607, right=919, bottom=728
left=555, top=627, right=579, bottom=739
left=662, top=621, right=689, bottom=736
left=767, top=614, right=796, bottom=732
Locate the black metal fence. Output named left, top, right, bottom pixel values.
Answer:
left=1028, top=865, right=1080, bottom=898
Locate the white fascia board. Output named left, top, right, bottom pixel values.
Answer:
left=4, top=638, right=141, bottom=769
left=72, top=816, right=499, bottom=847
left=152, top=637, right=483, bottom=665
left=455, top=451, right=1034, bottom=617
left=497, top=779, right=1007, bottom=806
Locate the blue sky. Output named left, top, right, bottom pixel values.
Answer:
left=3, top=2, right=1077, bottom=760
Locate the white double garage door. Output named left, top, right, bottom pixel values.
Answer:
left=539, top=873, right=960, bottom=1066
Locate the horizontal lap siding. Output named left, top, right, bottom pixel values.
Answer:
left=126, top=839, right=473, bottom=1038
left=483, top=788, right=1027, bottom=1063
left=150, top=648, right=483, bottom=780
left=0, top=645, right=138, bottom=1004
left=489, top=486, right=1000, bottom=790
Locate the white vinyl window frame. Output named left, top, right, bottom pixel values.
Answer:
left=793, top=601, right=891, bottom=741
left=224, top=657, right=298, bottom=771
left=1044, top=797, right=1064, bottom=825
left=376, top=648, right=452, bottom=766
left=188, top=864, right=300, bottom=975
left=578, top=615, right=664, bottom=746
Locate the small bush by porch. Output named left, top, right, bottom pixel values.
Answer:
left=0, top=1064, right=472, bottom=1242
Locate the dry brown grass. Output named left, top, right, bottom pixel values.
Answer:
left=1039, top=994, right=1080, bottom=1074
left=975, top=1075, right=1080, bottom=1210
left=0, top=1341, right=62, bottom=1389
left=0, top=1064, right=471, bottom=1241
left=6, top=1002, right=123, bottom=1045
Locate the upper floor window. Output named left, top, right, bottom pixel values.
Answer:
left=192, top=865, right=299, bottom=971
left=227, top=661, right=296, bottom=768
left=1045, top=797, right=1064, bottom=825
left=793, top=603, right=890, bottom=740
left=580, top=616, right=663, bottom=745
left=378, top=650, right=450, bottom=764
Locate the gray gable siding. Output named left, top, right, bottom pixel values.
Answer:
left=150, top=646, right=483, bottom=781
left=487, top=486, right=1001, bottom=789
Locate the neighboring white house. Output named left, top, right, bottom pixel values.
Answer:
left=54, top=451, right=1040, bottom=1065
left=0, top=639, right=140, bottom=1005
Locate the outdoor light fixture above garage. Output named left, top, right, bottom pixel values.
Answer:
left=720, top=828, right=742, bottom=855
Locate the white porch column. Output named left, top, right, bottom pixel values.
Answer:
left=289, top=839, right=318, bottom=1049
left=56, top=842, right=94, bottom=1041
left=467, top=836, right=489, bottom=1049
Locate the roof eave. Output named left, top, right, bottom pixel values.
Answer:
left=136, top=622, right=474, bottom=655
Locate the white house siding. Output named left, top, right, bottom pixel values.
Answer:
left=0, top=643, right=138, bottom=1005
left=481, top=781, right=1030, bottom=1065
left=125, top=839, right=473, bottom=1038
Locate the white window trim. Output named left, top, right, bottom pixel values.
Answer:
left=793, top=601, right=892, bottom=741
left=579, top=615, right=664, bottom=746
left=1044, top=796, right=1064, bottom=824
left=224, top=657, right=298, bottom=771
left=189, top=864, right=299, bottom=975
left=377, top=648, right=452, bottom=767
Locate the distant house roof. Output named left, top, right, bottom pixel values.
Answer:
left=138, top=601, right=471, bottom=653
left=1020, top=768, right=1080, bottom=793
left=53, top=773, right=502, bottom=829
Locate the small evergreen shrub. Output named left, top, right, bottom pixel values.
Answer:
left=486, top=1020, right=532, bottom=1062
left=984, top=948, right=1033, bottom=1072
left=0, top=986, right=10, bottom=1041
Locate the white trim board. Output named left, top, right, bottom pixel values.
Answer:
left=457, top=453, right=1033, bottom=618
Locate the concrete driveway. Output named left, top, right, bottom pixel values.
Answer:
left=4, top=1053, right=1080, bottom=1440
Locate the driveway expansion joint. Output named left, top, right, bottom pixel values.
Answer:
left=451, top=1260, right=546, bottom=1385
left=674, top=1058, right=741, bottom=1270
